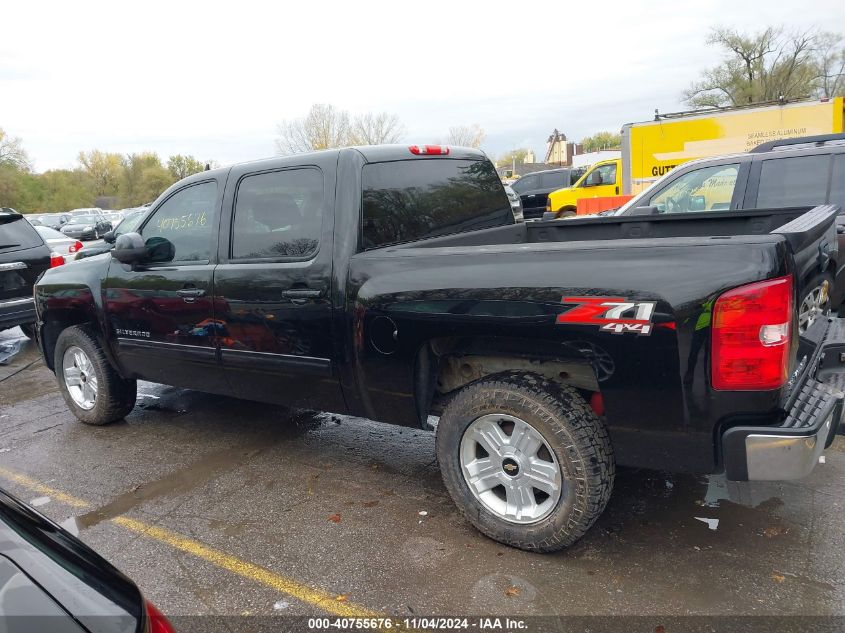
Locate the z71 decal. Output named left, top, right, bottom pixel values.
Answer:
left=556, top=297, right=657, bottom=336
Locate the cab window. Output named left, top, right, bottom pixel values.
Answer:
left=540, top=171, right=570, bottom=189
left=648, top=164, right=739, bottom=213
left=755, top=155, right=829, bottom=209
left=511, top=174, right=538, bottom=193
left=141, top=181, right=218, bottom=262
left=581, top=163, right=617, bottom=188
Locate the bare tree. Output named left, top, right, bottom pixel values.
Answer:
left=683, top=27, right=839, bottom=108
left=275, top=104, right=350, bottom=155
left=0, top=128, right=31, bottom=170
left=815, top=32, right=845, bottom=97
left=447, top=124, right=486, bottom=148
left=349, top=112, right=405, bottom=145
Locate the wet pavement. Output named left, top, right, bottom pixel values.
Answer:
left=0, top=326, right=843, bottom=620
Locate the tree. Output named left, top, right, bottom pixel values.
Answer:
left=496, top=148, right=531, bottom=167
left=78, top=150, right=123, bottom=196
left=0, top=128, right=30, bottom=170
left=167, top=154, right=206, bottom=180
left=684, top=26, right=845, bottom=107
left=349, top=112, right=405, bottom=145
left=120, top=153, right=172, bottom=206
left=447, top=124, right=485, bottom=148
left=276, top=104, right=350, bottom=154
left=816, top=32, right=845, bottom=98
left=580, top=131, right=621, bottom=153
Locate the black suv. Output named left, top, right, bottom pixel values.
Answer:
left=510, top=167, right=582, bottom=220
left=1, top=209, right=54, bottom=337
left=618, top=133, right=845, bottom=332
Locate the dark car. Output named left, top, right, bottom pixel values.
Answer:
left=75, top=210, right=150, bottom=260
left=1, top=209, right=61, bottom=338
left=34, top=145, right=845, bottom=553
left=61, top=214, right=113, bottom=241
left=0, top=486, right=174, bottom=632
left=510, top=168, right=580, bottom=220
left=617, top=132, right=845, bottom=333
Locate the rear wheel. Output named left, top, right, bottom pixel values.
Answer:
left=18, top=323, right=35, bottom=339
left=799, top=273, right=833, bottom=334
left=55, top=325, right=136, bottom=425
left=436, top=372, right=614, bottom=552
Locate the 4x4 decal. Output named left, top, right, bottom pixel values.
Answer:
left=557, top=297, right=657, bottom=335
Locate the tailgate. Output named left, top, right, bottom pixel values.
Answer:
left=771, top=204, right=839, bottom=302
left=0, top=248, right=50, bottom=302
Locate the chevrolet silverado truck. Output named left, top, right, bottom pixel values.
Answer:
left=32, top=145, right=845, bottom=552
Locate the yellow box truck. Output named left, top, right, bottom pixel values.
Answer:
left=547, top=97, right=845, bottom=217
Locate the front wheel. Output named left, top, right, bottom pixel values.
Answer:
left=554, top=207, right=576, bottom=219
left=55, top=325, right=137, bottom=425
left=18, top=323, right=35, bottom=339
left=799, top=273, right=833, bottom=335
left=436, top=372, right=614, bottom=552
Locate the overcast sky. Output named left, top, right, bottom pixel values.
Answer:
left=3, top=0, right=845, bottom=172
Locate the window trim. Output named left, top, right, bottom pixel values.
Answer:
left=228, top=166, right=325, bottom=264
left=138, top=179, right=219, bottom=266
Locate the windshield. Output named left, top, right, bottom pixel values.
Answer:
left=116, top=212, right=147, bottom=236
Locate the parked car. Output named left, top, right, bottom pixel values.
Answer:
left=75, top=209, right=150, bottom=260
left=61, top=214, right=113, bottom=240
left=36, top=212, right=72, bottom=230
left=1, top=209, right=64, bottom=338
left=616, top=132, right=845, bottom=333
left=503, top=184, right=524, bottom=222
left=510, top=168, right=579, bottom=220
left=0, top=486, right=175, bottom=632
left=34, top=145, right=844, bottom=553
left=69, top=207, right=104, bottom=217
left=35, top=225, right=84, bottom=263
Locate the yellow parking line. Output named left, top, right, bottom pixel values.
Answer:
left=0, top=466, right=378, bottom=618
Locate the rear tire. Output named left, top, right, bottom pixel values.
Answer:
left=55, top=325, right=136, bottom=425
left=18, top=323, right=35, bottom=339
left=436, top=372, right=614, bottom=552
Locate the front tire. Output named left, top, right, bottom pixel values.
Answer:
left=799, top=273, right=833, bottom=334
left=554, top=207, right=576, bottom=219
left=436, top=372, right=614, bottom=552
left=55, top=325, right=136, bottom=425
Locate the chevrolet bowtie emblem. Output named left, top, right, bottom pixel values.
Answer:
left=503, top=463, right=517, bottom=472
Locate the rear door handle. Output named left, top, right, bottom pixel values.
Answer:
left=282, top=288, right=322, bottom=304
left=176, top=288, right=206, bottom=302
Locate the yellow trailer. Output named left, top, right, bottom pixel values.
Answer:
left=622, top=97, right=845, bottom=195
left=548, top=97, right=845, bottom=216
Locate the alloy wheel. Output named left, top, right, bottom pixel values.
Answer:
left=62, top=345, right=98, bottom=410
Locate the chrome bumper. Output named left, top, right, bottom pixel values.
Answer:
left=722, top=317, right=844, bottom=481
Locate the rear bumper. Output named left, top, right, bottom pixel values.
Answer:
left=722, top=318, right=845, bottom=481
left=0, top=296, right=36, bottom=329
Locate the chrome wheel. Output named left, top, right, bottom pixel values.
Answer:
left=62, top=345, right=98, bottom=410
left=459, top=414, right=562, bottom=524
left=799, top=281, right=830, bottom=334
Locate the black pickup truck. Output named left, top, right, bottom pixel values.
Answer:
left=33, top=145, right=845, bottom=552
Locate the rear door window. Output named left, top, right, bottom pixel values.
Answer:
left=231, top=168, right=323, bottom=260
left=540, top=171, right=570, bottom=189
left=362, top=159, right=512, bottom=250
left=0, top=214, right=44, bottom=251
left=755, top=155, right=830, bottom=208
left=648, top=164, right=740, bottom=213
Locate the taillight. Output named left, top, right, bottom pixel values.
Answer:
left=409, top=145, right=449, bottom=155
left=49, top=252, right=65, bottom=268
left=145, top=600, right=176, bottom=633
left=711, top=275, right=792, bottom=390
left=68, top=240, right=83, bottom=253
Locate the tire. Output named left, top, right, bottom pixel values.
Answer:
left=18, top=323, right=35, bottom=339
left=436, top=371, right=614, bottom=552
left=798, top=272, right=834, bottom=335
left=54, top=325, right=136, bottom=425
left=554, top=207, right=576, bottom=219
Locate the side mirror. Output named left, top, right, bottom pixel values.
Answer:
left=111, top=232, right=148, bottom=264
left=103, top=230, right=116, bottom=243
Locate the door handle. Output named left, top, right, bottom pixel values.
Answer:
left=176, top=288, right=206, bottom=302
left=281, top=288, right=322, bottom=304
